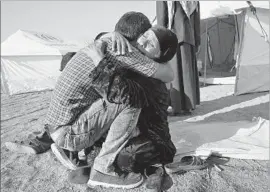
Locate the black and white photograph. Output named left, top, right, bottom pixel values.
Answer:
left=1, top=1, right=269, bottom=192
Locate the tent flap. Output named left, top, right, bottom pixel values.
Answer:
left=1, top=56, right=62, bottom=95
left=235, top=8, right=269, bottom=95
left=1, top=30, right=83, bottom=95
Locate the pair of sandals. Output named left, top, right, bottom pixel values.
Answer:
left=165, top=155, right=208, bottom=174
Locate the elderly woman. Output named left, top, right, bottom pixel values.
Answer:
left=156, top=1, right=201, bottom=115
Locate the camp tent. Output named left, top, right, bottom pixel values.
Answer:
left=198, top=1, right=269, bottom=95
left=1, top=30, right=83, bottom=95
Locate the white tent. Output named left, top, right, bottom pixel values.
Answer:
left=1, top=30, right=83, bottom=95
left=198, top=1, right=269, bottom=95
left=170, top=117, right=269, bottom=161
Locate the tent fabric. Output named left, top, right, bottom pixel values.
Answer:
left=199, top=76, right=236, bottom=85
left=200, top=1, right=269, bottom=19
left=235, top=8, right=269, bottom=95
left=1, top=30, right=83, bottom=95
left=199, top=16, right=236, bottom=66
left=197, top=2, right=269, bottom=95
left=1, top=56, right=62, bottom=95
left=1, top=30, right=82, bottom=56
left=169, top=117, right=269, bottom=161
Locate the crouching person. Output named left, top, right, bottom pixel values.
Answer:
left=87, top=25, right=178, bottom=191
left=5, top=12, right=175, bottom=189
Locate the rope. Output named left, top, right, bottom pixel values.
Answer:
left=253, top=13, right=269, bottom=44
left=151, top=16, right=157, bottom=24
left=247, top=1, right=269, bottom=44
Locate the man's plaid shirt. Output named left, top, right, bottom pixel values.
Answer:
left=45, top=38, right=158, bottom=129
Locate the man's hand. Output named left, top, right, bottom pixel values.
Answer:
left=112, top=32, right=133, bottom=55
left=101, top=32, right=133, bottom=55
left=84, top=40, right=107, bottom=66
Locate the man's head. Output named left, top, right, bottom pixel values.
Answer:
left=114, top=11, right=151, bottom=42
left=137, top=26, right=178, bottom=63
left=114, top=12, right=177, bottom=63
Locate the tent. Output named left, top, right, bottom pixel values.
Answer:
left=198, top=1, right=269, bottom=95
left=169, top=117, right=269, bottom=161
left=1, top=30, right=83, bottom=95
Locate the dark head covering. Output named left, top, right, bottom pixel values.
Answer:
left=151, top=26, right=178, bottom=63
left=114, top=12, right=152, bottom=41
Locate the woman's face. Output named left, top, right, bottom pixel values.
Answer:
left=136, top=29, right=161, bottom=59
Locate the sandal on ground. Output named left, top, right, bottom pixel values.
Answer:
left=164, top=155, right=208, bottom=174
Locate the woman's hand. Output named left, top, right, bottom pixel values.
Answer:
left=101, top=32, right=133, bottom=55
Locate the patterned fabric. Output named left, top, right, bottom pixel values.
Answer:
left=89, top=62, right=150, bottom=109
left=167, top=1, right=198, bottom=29
left=179, top=1, right=198, bottom=18
left=89, top=64, right=176, bottom=164
left=45, top=37, right=158, bottom=130
left=60, top=52, right=76, bottom=71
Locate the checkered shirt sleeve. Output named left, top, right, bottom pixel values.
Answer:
left=104, top=39, right=159, bottom=77
left=45, top=49, right=101, bottom=126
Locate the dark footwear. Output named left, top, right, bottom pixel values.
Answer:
left=5, top=131, right=53, bottom=154
left=68, top=167, right=91, bottom=184
left=51, top=144, right=90, bottom=170
left=87, top=169, right=143, bottom=189
left=164, top=155, right=208, bottom=174
left=161, top=172, right=173, bottom=191
left=145, top=166, right=164, bottom=192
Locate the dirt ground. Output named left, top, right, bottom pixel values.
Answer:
left=1, top=85, right=269, bottom=192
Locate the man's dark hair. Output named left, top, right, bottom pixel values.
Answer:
left=114, top=11, right=152, bottom=41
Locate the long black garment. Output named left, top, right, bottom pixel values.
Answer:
left=89, top=59, right=176, bottom=165
left=156, top=1, right=201, bottom=112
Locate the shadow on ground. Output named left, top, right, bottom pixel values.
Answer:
left=168, top=92, right=269, bottom=123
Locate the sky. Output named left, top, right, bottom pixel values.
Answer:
left=2, top=1, right=268, bottom=44
left=1, top=1, right=156, bottom=44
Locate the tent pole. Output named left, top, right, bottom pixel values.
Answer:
left=203, top=20, right=208, bottom=86
left=217, top=18, right=222, bottom=66
left=231, top=15, right=239, bottom=72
